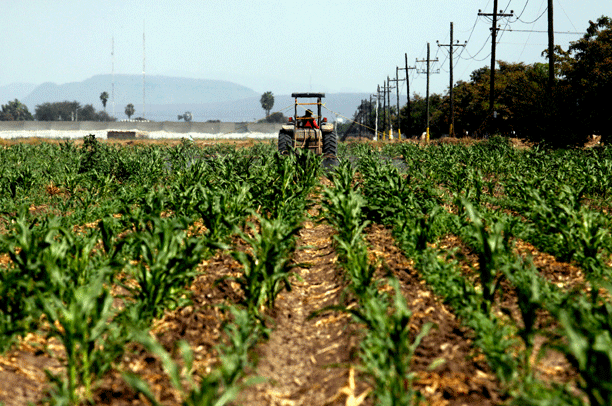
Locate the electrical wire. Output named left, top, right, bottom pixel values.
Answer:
left=461, top=32, right=493, bottom=61
left=517, top=0, right=545, bottom=59
left=517, top=4, right=547, bottom=24
left=556, top=0, right=578, bottom=32
left=511, top=0, right=530, bottom=22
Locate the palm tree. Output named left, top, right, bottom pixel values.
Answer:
left=99, top=92, right=109, bottom=111
left=260, top=91, right=274, bottom=117
left=125, top=103, right=135, bottom=120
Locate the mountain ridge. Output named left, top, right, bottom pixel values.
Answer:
left=21, top=74, right=260, bottom=110
left=4, top=75, right=367, bottom=122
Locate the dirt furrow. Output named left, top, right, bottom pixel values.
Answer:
left=366, top=224, right=501, bottom=406
left=239, top=219, right=366, bottom=406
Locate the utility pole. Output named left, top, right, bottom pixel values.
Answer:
left=382, top=81, right=387, bottom=134
left=399, top=53, right=416, bottom=137
left=142, top=20, right=146, bottom=120
left=438, top=22, right=466, bottom=137
left=111, top=36, right=115, bottom=119
left=369, top=95, right=373, bottom=137
left=548, top=0, right=554, bottom=98
left=479, top=3, right=513, bottom=130
left=416, top=43, right=439, bottom=141
left=376, top=85, right=381, bottom=140
left=389, top=67, right=405, bottom=134
left=387, top=76, right=395, bottom=137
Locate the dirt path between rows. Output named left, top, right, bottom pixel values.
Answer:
left=366, top=224, right=501, bottom=406
left=238, top=219, right=367, bottom=406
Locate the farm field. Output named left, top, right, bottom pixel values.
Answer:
left=1, top=135, right=612, bottom=405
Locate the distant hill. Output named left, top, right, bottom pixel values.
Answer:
left=0, top=83, right=37, bottom=106
left=131, top=93, right=369, bottom=123
left=21, top=74, right=259, bottom=112
left=7, top=74, right=367, bottom=123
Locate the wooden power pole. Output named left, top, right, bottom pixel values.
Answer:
left=416, top=43, right=439, bottom=141
left=389, top=67, right=405, bottom=134
left=548, top=0, right=554, bottom=97
left=399, top=53, right=416, bottom=137
left=479, top=3, right=513, bottom=130
left=438, top=22, right=466, bottom=137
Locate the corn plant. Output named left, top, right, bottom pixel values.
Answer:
left=122, top=216, right=207, bottom=322
left=193, top=183, right=251, bottom=243
left=321, top=187, right=369, bottom=251
left=348, top=280, right=433, bottom=406
left=124, top=306, right=263, bottom=406
left=230, top=215, right=302, bottom=316
left=0, top=213, right=104, bottom=350
left=322, top=169, right=432, bottom=405
left=327, top=158, right=357, bottom=192
left=40, top=276, right=122, bottom=405
left=552, top=290, right=612, bottom=406
left=460, top=198, right=513, bottom=312
left=249, top=151, right=318, bottom=222
left=502, top=259, right=552, bottom=379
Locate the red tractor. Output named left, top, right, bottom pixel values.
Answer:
left=278, top=93, right=337, bottom=159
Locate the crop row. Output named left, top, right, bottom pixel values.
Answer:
left=1, top=136, right=612, bottom=405
left=0, top=136, right=321, bottom=405
left=350, top=138, right=612, bottom=405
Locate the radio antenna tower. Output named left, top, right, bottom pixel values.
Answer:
left=112, top=36, right=115, bottom=118
left=142, top=20, right=146, bottom=119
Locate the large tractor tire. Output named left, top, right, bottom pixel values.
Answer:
left=322, top=131, right=338, bottom=170
left=278, top=131, right=292, bottom=154
left=323, top=131, right=337, bottom=157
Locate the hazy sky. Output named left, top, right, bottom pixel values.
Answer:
left=1, top=0, right=610, bottom=98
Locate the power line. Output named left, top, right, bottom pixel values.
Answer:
left=461, top=33, right=492, bottom=60
left=556, top=0, right=578, bottom=32
left=500, top=28, right=582, bottom=34
left=511, top=0, right=530, bottom=22
left=517, top=0, right=546, bottom=60
left=517, top=5, right=547, bottom=24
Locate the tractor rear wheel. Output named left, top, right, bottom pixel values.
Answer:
left=278, top=131, right=292, bottom=154
left=323, top=131, right=337, bottom=157
left=322, top=131, right=338, bottom=169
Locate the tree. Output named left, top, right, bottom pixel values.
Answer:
left=259, top=111, right=286, bottom=123
left=1, top=99, right=34, bottom=121
left=125, top=104, right=135, bottom=120
left=35, top=101, right=113, bottom=122
left=561, top=16, right=612, bottom=144
left=178, top=111, right=193, bottom=122
left=260, top=91, right=274, bottom=117
left=79, top=104, right=98, bottom=121
left=34, top=101, right=80, bottom=121
left=99, top=92, right=109, bottom=112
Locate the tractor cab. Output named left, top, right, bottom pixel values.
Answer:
left=278, top=93, right=336, bottom=158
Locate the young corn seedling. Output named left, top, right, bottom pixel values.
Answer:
left=503, top=259, right=549, bottom=379
left=337, top=238, right=378, bottom=297
left=348, top=279, right=433, bottom=406
left=40, top=276, right=121, bottom=405
left=321, top=187, right=370, bottom=253
left=553, top=289, right=612, bottom=406
left=194, top=183, right=251, bottom=244
left=230, top=215, right=302, bottom=317
left=123, top=216, right=206, bottom=322
left=460, top=198, right=512, bottom=313
left=124, top=306, right=263, bottom=406
left=327, top=158, right=357, bottom=193
left=0, top=213, right=106, bottom=349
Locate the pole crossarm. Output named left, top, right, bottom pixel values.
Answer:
left=437, top=22, right=466, bottom=137
left=479, top=2, right=514, bottom=126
